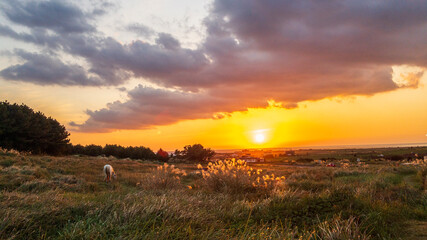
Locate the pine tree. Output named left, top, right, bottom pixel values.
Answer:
left=0, top=101, right=70, bottom=155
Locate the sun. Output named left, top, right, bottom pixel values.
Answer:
left=254, top=133, right=266, bottom=143
left=251, top=129, right=270, bottom=144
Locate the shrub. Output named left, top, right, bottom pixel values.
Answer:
left=198, top=159, right=285, bottom=194
left=140, top=163, right=186, bottom=189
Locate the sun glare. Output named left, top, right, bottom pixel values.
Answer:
left=254, top=133, right=265, bottom=143
left=251, top=129, right=270, bottom=144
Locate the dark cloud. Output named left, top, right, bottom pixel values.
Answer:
left=1, top=0, right=427, bottom=131
left=155, top=33, right=181, bottom=50
left=208, top=0, right=427, bottom=65
left=1, top=0, right=96, bottom=34
left=70, top=85, right=230, bottom=132
left=0, top=1, right=207, bottom=87
left=81, top=36, right=208, bottom=84
left=0, top=50, right=104, bottom=86
left=0, top=25, right=62, bottom=49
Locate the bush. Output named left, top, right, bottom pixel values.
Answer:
left=198, top=159, right=285, bottom=194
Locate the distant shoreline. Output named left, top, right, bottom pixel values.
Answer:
left=212, top=142, right=427, bottom=153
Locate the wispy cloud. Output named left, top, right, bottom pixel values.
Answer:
left=126, top=23, right=155, bottom=38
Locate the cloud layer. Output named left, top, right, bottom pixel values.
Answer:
left=1, top=0, right=427, bottom=131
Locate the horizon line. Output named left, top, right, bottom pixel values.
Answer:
left=209, top=141, right=427, bottom=153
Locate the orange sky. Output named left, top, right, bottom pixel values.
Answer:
left=3, top=70, right=426, bottom=151
left=1, top=1, right=427, bottom=151
left=70, top=78, right=427, bottom=151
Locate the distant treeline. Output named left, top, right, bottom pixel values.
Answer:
left=0, top=101, right=214, bottom=162
left=71, top=144, right=157, bottom=160
left=0, top=101, right=158, bottom=159
left=70, top=143, right=216, bottom=162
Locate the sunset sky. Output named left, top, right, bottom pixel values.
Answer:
left=1, top=0, right=427, bottom=151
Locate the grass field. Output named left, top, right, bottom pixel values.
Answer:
left=1, top=150, right=427, bottom=239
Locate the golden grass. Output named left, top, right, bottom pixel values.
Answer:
left=198, top=159, right=285, bottom=194
left=0, top=153, right=426, bottom=239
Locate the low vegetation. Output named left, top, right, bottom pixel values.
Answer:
left=1, top=150, right=426, bottom=239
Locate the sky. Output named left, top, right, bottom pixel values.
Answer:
left=1, top=0, right=427, bottom=151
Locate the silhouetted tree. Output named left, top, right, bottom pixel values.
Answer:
left=126, top=146, right=156, bottom=159
left=174, top=149, right=183, bottom=159
left=84, top=144, right=103, bottom=156
left=70, top=143, right=156, bottom=160
left=0, top=101, right=70, bottom=155
left=179, top=144, right=215, bottom=162
left=156, top=148, right=169, bottom=161
left=72, top=144, right=85, bottom=155
left=103, top=144, right=120, bottom=157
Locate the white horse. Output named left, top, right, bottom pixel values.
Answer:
left=103, top=164, right=117, bottom=182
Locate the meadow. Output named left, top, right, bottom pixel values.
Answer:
left=1, top=149, right=427, bottom=239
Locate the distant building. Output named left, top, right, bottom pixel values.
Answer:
left=241, top=156, right=264, bottom=163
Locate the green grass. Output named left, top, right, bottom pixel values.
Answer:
left=0, top=154, right=426, bottom=239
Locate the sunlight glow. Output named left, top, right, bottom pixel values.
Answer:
left=254, top=133, right=266, bottom=143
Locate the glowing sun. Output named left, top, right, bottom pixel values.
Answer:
left=254, top=133, right=266, bottom=143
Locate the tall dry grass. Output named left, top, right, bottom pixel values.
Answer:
left=317, top=216, right=370, bottom=240
left=198, top=159, right=285, bottom=194
left=140, top=163, right=187, bottom=189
